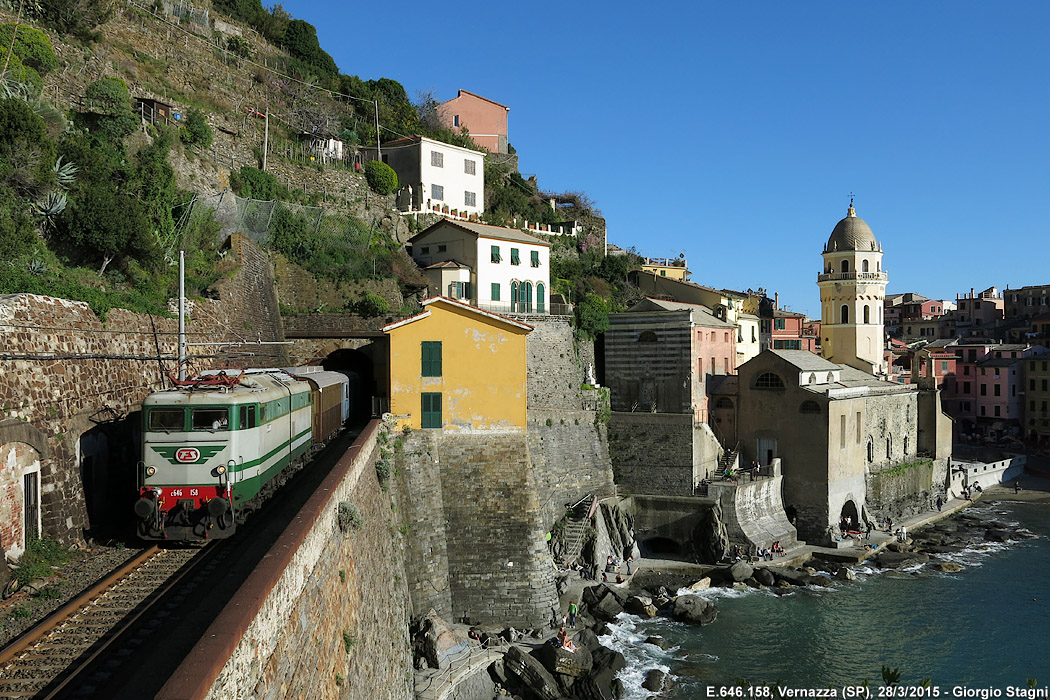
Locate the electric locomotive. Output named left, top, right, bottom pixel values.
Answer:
left=134, top=367, right=349, bottom=540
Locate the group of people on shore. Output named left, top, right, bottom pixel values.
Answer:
left=729, top=541, right=785, bottom=563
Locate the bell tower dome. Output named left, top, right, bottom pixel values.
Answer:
left=817, top=201, right=888, bottom=375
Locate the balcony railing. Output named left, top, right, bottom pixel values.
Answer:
left=474, top=301, right=574, bottom=317
left=817, top=271, right=888, bottom=283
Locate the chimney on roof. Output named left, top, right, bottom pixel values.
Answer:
left=775, top=292, right=779, bottom=309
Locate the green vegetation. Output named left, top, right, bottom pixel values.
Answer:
left=10, top=538, right=71, bottom=587
left=876, top=458, right=934, bottom=477
left=181, top=108, right=213, bottom=149
left=375, top=458, right=391, bottom=489
left=355, top=293, right=389, bottom=317
left=364, top=160, right=397, bottom=195
left=26, top=0, right=113, bottom=42
left=342, top=630, right=356, bottom=652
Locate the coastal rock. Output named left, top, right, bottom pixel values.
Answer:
left=575, top=629, right=601, bottom=652
left=875, top=551, right=930, bottom=569
left=644, top=635, right=672, bottom=650
left=536, top=642, right=594, bottom=678
left=591, top=644, right=627, bottom=674
left=499, top=627, right=521, bottom=644
left=418, top=610, right=457, bottom=670
left=984, top=528, right=1011, bottom=542
left=671, top=594, right=718, bottom=625
left=730, top=562, right=755, bottom=583
left=591, top=592, right=625, bottom=622
left=653, top=594, right=673, bottom=610
left=688, top=577, right=712, bottom=591
left=773, top=568, right=812, bottom=586
left=835, top=567, right=858, bottom=581
left=643, top=669, right=667, bottom=692
left=624, top=595, right=658, bottom=618
left=922, top=545, right=965, bottom=554
left=572, top=666, right=619, bottom=700
left=808, top=574, right=834, bottom=587
left=938, top=562, right=964, bottom=572
left=754, top=568, right=776, bottom=587
left=503, top=646, right=562, bottom=700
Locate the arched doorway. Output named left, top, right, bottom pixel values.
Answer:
left=323, top=347, right=377, bottom=422
left=839, top=499, right=860, bottom=533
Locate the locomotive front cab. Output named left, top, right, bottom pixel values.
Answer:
left=137, top=401, right=241, bottom=540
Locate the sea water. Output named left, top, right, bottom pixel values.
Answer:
left=601, top=502, right=1050, bottom=696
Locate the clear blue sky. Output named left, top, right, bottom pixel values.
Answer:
left=280, top=1, right=1049, bottom=318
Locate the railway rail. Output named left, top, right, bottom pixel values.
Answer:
left=0, top=544, right=216, bottom=699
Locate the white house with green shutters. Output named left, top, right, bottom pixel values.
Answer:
left=408, top=219, right=552, bottom=314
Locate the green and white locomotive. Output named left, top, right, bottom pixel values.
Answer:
left=134, top=368, right=350, bottom=540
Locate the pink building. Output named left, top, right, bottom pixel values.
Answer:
left=771, top=310, right=817, bottom=353
left=438, top=90, right=510, bottom=154
left=943, top=342, right=1050, bottom=440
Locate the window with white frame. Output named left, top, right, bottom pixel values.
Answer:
left=432, top=184, right=444, bottom=201
left=464, top=191, right=476, bottom=207
left=464, top=159, right=476, bottom=175
left=431, top=151, right=444, bottom=167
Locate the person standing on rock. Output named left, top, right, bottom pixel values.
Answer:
left=936, top=495, right=943, bottom=512
left=568, top=601, right=578, bottom=628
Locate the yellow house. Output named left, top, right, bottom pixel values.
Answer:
left=382, top=296, right=532, bottom=431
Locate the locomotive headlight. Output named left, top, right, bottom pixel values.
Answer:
left=145, top=466, right=156, bottom=477
left=215, top=465, right=227, bottom=475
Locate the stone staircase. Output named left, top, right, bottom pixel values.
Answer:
left=716, top=445, right=740, bottom=479
left=557, top=495, right=595, bottom=565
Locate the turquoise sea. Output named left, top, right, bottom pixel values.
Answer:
left=602, top=501, right=1050, bottom=697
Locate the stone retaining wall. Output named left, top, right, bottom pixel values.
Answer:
left=158, top=421, right=412, bottom=700
left=526, top=409, right=615, bottom=529
left=398, top=431, right=557, bottom=628
left=0, top=235, right=283, bottom=547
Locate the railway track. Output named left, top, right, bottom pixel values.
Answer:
left=0, top=544, right=215, bottom=699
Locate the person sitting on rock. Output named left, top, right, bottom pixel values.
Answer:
left=558, top=628, right=577, bottom=652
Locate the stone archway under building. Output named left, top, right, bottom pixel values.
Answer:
left=838, top=498, right=861, bottom=534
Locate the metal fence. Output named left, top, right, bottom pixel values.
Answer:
left=181, top=190, right=372, bottom=251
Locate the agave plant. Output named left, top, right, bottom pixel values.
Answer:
left=53, top=157, right=78, bottom=188
left=26, top=259, right=48, bottom=276
left=33, top=190, right=67, bottom=233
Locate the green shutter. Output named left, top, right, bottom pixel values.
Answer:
left=421, top=341, right=442, bottom=377
left=491, top=283, right=500, bottom=301
left=531, top=250, right=540, bottom=267
left=421, top=392, right=442, bottom=428
left=491, top=245, right=501, bottom=263
left=511, top=248, right=520, bottom=265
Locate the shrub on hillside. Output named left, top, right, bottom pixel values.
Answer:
left=0, top=52, right=43, bottom=96
left=364, top=160, right=397, bottom=195
left=83, top=76, right=137, bottom=138
left=181, top=108, right=213, bottom=149
left=576, top=293, right=610, bottom=339
left=0, top=24, right=58, bottom=73
left=31, top=0, right=113, bottom=43
left=230, top=165, right=285, bottom=200
left=355, top=294, right=389, bottom=317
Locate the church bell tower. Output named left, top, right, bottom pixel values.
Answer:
left=817, top=202, right=888, bottom=376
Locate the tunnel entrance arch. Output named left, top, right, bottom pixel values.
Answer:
left=642, top=537, right=683, bottom=557
left=323, top=347, right=378, bottom=422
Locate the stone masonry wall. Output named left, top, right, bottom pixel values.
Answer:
left=608, top=412, right=695, bottom=496
left=527, top=318, right=587, bottom=410
left=400, top=431, right=557, bottom=628
left=194, top=423, right=411, bottom=700
left=0, top=235, right=284, bottom=546
left=527, top=410, right=615, bottom=530
left=395, top=432, right=453, bottom=621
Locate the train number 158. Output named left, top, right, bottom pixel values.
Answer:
left=169, top=489, right=200, bottom=497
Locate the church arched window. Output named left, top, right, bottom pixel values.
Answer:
left=800, top=400, right=821, bottom=414
left=809, top=373, right=817, bottom=384
left=841, top=305, right=849, bottom=324
left=886, top=435, right=892, bottom=459
left=842, top=260, right=850, bottom=273
left=862, top=259, right=869, bottom=272
left=754, top=372, right=785, bottom=389
left=867, top=437, right=874, bottom=463
left=715, top=397, right=734, bottom=409
left=863, top=305, right=870, bottom=324
left=638, top=331, right=657, bottom=343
